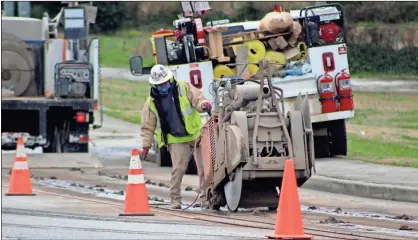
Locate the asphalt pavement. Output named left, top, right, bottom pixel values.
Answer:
left=1, top=185, right=267, bottom=240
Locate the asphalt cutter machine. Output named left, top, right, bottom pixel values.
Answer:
left=199, top=59, right=315, bottom=212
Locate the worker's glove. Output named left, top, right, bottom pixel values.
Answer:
left=140, top=147, right=149, bottom=160
left=201, top=100, right=212, bottom=112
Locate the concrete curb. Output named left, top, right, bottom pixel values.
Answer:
left=303, top=175, right=418, bottom=204
left=1, top=153, right=104, bottom=169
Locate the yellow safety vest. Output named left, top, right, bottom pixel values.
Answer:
left=147, top=80, right=202, bottom=148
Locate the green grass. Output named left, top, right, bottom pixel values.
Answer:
left=346, top=91, right=418, bottom=131
left=102, top=78, right=150, bottom=124
left=350, top=72, right=418, bottom=80
left=348, top=134, right=418, bottom=168
left=401, top=135, right=418, bottom=142
left=346, top=91, right=418, bottom=167
left=94, top=30, right=155, bottom=68
left=355, top=21, right=418, bottom=28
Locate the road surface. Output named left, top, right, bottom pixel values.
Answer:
left=1, top=185, right=269, bottom=240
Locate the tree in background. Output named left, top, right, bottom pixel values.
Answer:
left=90, top=1, right=128, bottom=33
left=28, top=1, right=127, bottom=33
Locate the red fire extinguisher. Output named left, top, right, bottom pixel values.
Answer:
left=317, top=72, right=337, bottom=113
left=193, top=18, right=206, bottom=46
left=335, top=69, right=354, bottom=111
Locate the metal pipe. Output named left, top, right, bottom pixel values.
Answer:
left=234, top=84, right=270, bottom=102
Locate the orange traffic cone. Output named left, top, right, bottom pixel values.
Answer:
left=265, top=159, right=313, bottom=239
left=119, top=148, right=154, bottom=216
left=6, top=137, right=35, bottom=196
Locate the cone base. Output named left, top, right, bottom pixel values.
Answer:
left=5, top=193, right=36, bottom=196
left=265, top=234, right=313, bottom=239
left=119, top=213, right=155, bottom=216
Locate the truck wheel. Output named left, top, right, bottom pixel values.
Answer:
left=314, top=136, right=331, bottom=158
left=185, top=154, right=198, bottom=175
left=53, top=127, right=64, bottom=153
left=329, top=119, right=348, bottom=156
left=156, top=146, right=172, bottom=167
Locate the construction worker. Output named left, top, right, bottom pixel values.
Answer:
left=139, top=64, right=212, bottom=210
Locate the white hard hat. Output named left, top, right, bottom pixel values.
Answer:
left=149, top=64, right=173, bottom=85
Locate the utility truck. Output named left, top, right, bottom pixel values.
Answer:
left=130, top=2, right=355, bottom=174
left=1, top=1, right=103, bottom=153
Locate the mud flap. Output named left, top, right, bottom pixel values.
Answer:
left=295, top=92, right=315, bottom=174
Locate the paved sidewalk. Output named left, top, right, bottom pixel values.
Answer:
left=304, top=158, right=418, bottom=203
left=313, top=158, right=418, bottom=187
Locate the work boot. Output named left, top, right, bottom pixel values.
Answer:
left=171, top=201, right=182, bottom=209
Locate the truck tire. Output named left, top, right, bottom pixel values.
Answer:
left=329, top=119, right=348, bottom=156
left=1, top=33, right=36, bottom=96
left=156, top=146, right=172, bottom=167
left=314, top=136, right=331, bottom=158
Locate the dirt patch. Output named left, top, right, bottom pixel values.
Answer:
left=353, top=92, right=418, bottom=112
left=347, top=123, right=418, bottom=145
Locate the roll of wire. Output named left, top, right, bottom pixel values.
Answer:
left=247, top=64, right=259, bottom=75
left=213, top=64, right=236, bottom=81
left=244, top=40, right=266, bottom=63
left=265, top=50, right=287, bottom=65
left=201, top=45, right=212, bottom=60
left=294, top=42, right=308, bottom=61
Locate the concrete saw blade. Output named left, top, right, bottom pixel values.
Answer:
left=223, top=166, right=243, bottom=212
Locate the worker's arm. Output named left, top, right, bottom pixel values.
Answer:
left=185, top=82, right=208, bottom=113
left=140, top=101, right=157, bottom=149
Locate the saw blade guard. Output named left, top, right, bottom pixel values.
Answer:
left=200, top=115, right=218, bottom=190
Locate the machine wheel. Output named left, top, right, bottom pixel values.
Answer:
left=329, top=119, right=348, bottom=156
left=1, top=33, right=36, bottom=97
left=156, top=146, right=172, bottom=167
left=223, top=166, right=243, bottom=212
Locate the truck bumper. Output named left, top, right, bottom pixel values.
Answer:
left=311, top=110, right=355, bottom=123
left=2, top=132, right=47, bottom=149
left=1, top=99, right=96, bottom=149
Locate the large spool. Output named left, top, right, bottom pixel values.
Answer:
left=1, top=33, right=37, bottom=97
left=247, top=64, right=259, bottom=76
left=295, top=42, right=308, bottom=61
left=244, top=40, right=266, bottom=63
left=213, top=64, right=235, bottom=79
left=265, top=50, right=287, bottom=65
